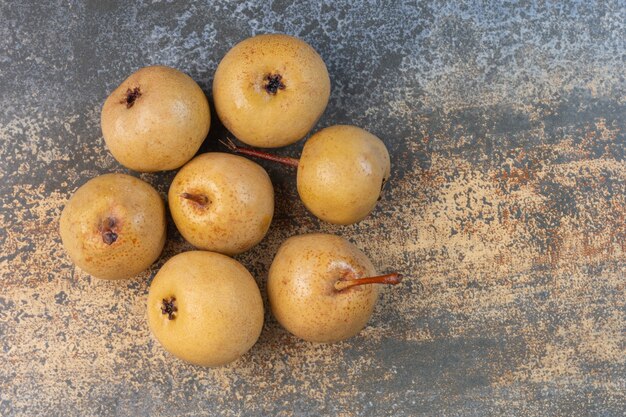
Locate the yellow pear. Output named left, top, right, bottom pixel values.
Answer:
left=168, top=152, right=274, bottom=255
left=267, top=233, right=402, bottom=343
left=213, top=34, right=330, bottom=148
left=147, top=251, right=264, bottom=367
left=101, top=65, right=210, bottom=172
left=59, top=173, right=166, bottom=280
left=297, top=125, right=390, bottom=224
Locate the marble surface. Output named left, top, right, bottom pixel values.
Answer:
left=0, top=1, right=624, bottom=416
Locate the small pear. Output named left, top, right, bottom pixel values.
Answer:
left=101, top=65, right=210, bottom=172
left=59, top=173, right=166, bottom=280
left=168, top=153, right=274, bottom=255
left=224, top=124, right=390, bottom=224
left=213, top=34, right=330, bottom=148
left=147, top=251, right=264, bottom=367
left=267, top=233, right=402, bottom=343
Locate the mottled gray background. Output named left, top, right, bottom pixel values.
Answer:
left=1, top=1, right=625, bottom=416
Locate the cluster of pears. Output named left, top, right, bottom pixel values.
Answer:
left=60, top=34, right=402, bottom=367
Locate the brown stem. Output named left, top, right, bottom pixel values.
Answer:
left=181, top=192, right=209, bottom=206
left=334, top=272, right=403, bottom=291
left=220, top=138, right=299, bottom=168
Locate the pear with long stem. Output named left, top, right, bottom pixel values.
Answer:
left=222, top=124, right=391, bottom=225
left=267, top=233, right=403, bottom=343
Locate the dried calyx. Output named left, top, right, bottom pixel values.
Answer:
left=161, top=297, right=177, bottom=320
left=263, top=73, right=285, bottom=94
left=122, top=87, right=142, bottom=108
left=99, top=217, right=118, bottom=245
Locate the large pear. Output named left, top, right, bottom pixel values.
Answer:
left=147, top=251, right=264, bottom=367
left=101, top=65, right=210, bottom=172
left=213, top=34, right=330, bottom=148
left=59, top=173, right=166, bottom=280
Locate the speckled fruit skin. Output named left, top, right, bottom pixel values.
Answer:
left=213, top=33, right=330, bottom=148
left=147, top=251, right=264, bottom=367
left=168, top=152, right=274, bottom=256
left=297, top=125, right=391, bottom=225
left=101, top=65, right=211, bottom=172
left=267, top=233, right=379, bottom=343
left=59, top=173, right=166, bottom=280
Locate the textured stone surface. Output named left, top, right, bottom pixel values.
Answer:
left=1, top=1, right=625, bottom=416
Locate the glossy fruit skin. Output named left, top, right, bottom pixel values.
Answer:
left=147, top=251, right=264, bottom=367
left=213, top=34, right=330, bottom=148
left=59, top=174, right=166, bottom=280
left=297, top=125, right=391, bottom=225
left=267, top=233, right=379, bottom=343
left=101, top=65, right=210, bottom=172
left=168, top=153, right=274, bottom=256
